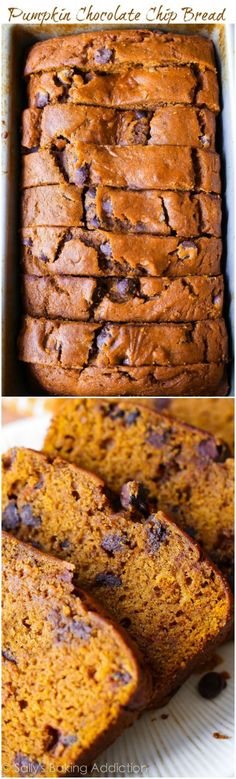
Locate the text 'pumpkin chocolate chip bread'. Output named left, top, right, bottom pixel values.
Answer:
left=2, top=532, right=151, bottom=778
left=44, top=399, right=234, bottom=585
left=2, top=448, right=233, bottom=709
left=20, top=29, right=228, bottom=396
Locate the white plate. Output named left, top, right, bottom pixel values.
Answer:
left=1, top=417, right=234, bottom=778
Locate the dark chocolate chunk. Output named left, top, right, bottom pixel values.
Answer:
left=34, top=477, right=44, bottom=490
left=135, top=110, right=147, bottom=118
left=125, top=410, right=141, bottom=426
left=46, top=726, right=77, bottom=753
left=22, top=237, right=33, bottom=247
left=60, top=538, right=71, bottom=549
left=36, top=91, right=49, bottom=108
left=198, top=672, right=227, bottom=699
left=94, top=572, right=122, bottom=587
left=2, top=648, right=17, bottom=664
left=146, top=518, right=168, bottom=554
left=110, top=278, right=138, bottom=302
left=147, top=429, right=167, bottom=447
left=101, top=533, right=127, bottom=555
left=120, top=481, right=149, bottom=516
left=154, top=399, right=171, bottom=411
left=107, top=403, right=125, bottom=420
left=14, top=753, right=44, bottom=776
left=60, top=734, right=77, bottom=746
left=100, top=241, right=112, bottom=257
left=198, top=438, right=230, bottom=462
left=71, top=620, right=92, bottom=640
left=111, top=671, right=132, bottom=684
left=39, top=253, right=49, bottom=263
left=20, top=505, right=42, bottom=528
left=2, top=500, right=20, bottom=531
left=94, top=47, right=113, bottom=64
left=75, top=163, right=89, bottom=186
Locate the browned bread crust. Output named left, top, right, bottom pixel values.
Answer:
left=2, top=531, right=151, bottom=776
left=28, top=362, right=228, bottom=397
left=24, top=30, right=216, bottom=75
left=21, top=229, right=222, bottom=276
left=22, top=274, right=224, bottom=322
left=22, top=145, right=221, bottom=193
left=18, top=317, right=228, bottom=369
left=22, top=104, right=216, bottom=150
left=2, top=448, right=232, bottom=710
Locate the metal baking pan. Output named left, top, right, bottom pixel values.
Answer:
left=1, top=23, right=234, bottom=396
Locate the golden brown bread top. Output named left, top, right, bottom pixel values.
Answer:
left=22, top=104, right=216, bottom=150
left=18, top=317, right=228, bottom=369
left=28, top=361, right=229, bottom=397
left=21, top=229, right=222, bottom=277
left=22, top=275, right=224, bottom=323
left=24, top=30, right=216, bottom=75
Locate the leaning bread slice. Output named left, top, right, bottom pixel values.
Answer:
left=2, top=531, right=151, bottom=778
left=44, top=399, right=234, bottom=584
left=2, top=448, right=233, bottom=709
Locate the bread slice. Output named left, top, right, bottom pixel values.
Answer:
left=21, top=229, right=222, bottom=277
left=2, top=448, right=233, bottom=708
left=22, top=104, right=216, bottom=150
left=28, top=66, right=219, bottom=112
left=2, top=531, right=151, bottom=777
left=18, top=318, right=228, bottom=369
left=27, top=362, right=228, bottom=398
left=24, top=30, right=217, bottom=75
left=22, top=145, right=221, bottom=193
left=22, top=275, right=224, bottom=322
left=44, top=400, right=234, bottom=584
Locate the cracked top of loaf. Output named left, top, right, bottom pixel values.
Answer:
left=24, top=29, right=216, bottom=75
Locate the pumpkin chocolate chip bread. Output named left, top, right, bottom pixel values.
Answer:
left=21, top=230, right=222, bottom=277
left=18, top=318, right=228, bottom=369
left=22, top=275, right=224, bottom=322
left=27, top=66, right=219, bottom=112
left=44, top=399, right=234, bottom=584
left=27, top=362, right=228, bottom=397
left=2, top=449, right=233, bottom=709
left=22, top=105, right=216, bottom=150
left=22, top=145, right=221, bottom=193
left=20, top=29, right=227, bottom=397
left=24, top=30, right=217, bottom=74
left=2, top=532, right=151, bottom=777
